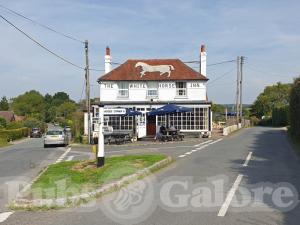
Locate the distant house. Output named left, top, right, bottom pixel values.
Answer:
left=0, top=111, right=15, bottom=122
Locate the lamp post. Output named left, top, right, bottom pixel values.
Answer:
left=97, top=105, right=105, bottom=167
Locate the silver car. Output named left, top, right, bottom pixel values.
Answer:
left=44, top=130, right=68, bottom=148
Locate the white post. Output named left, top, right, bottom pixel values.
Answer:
left=97, top=105, right=105, bottom=167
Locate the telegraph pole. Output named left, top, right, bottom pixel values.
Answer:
left=239, top=56, right=245, bottom=122
left=235, top=56, right=240, bottom=124
left=84, top=40, right=91, bottom=144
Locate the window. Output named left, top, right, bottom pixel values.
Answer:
left=147, top=82, right=158, bottom=98
left=117, top=82, right=129, bottom=97
left=176, top=82, right=187, bottom=96
left=106, top=116, right=133, bottom=131
left=157, top=107, right=209, bottom=131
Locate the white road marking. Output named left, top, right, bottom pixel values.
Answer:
left=218, top=174, right=244, bottom=217
left=208, top=138, right=223, bottom=145
left=55, top=147, right=72, bottom=163
left=243, top=152, right=253, bottom=167
left=196, top=144, right=209, bottom=150
left=65, top=155, right=75, bottom=161
left=0, top=211, right=14, bottom=223
left=193, top=140, right=213, bottom=147
left=178, top=138, right=224, bottom=158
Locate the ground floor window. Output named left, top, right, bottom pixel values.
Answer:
left=105, top=116, right=134, bottom=130
left=157, top=107, right=209, bottom=131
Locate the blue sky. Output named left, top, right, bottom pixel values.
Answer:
left=0, top=0, right=299, bottom=104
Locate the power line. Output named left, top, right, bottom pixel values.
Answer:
left=208, top=60, right=236, bottom=67
left=0, top=14, right=85, bottom=70
left=207, top=67, right=236, bottom=86
left=0, top=4, right=84, bottom=43
left=184, top=59, right=236, bottom=67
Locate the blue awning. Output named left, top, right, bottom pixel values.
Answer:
left=125, top=109, right=143, bottom=116
left=148, top=104, right=193, bottom=116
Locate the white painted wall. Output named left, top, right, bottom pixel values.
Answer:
left=99, top=81, right=207, bottom=102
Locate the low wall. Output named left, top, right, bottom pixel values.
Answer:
left=223, top=123, right=241, bottom=136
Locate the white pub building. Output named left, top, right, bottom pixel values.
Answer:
left=89, top=45, right=212, bottom=138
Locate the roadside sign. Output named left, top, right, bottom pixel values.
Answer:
left=104, top=108, right=126, bottom=115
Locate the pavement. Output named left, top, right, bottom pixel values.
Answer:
left=0, top=126, right=300, bottom=225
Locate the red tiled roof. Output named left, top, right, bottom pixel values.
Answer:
left=0, top=111, right=15, bottom=122
left=98, top=59, right=208, bottom=81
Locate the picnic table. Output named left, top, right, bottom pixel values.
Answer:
left=104, top=132, right=133, bottom=145
left=161, top=129, right=184, bottom=142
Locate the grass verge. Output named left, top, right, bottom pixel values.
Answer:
left=28, top=154, right=167, bottom=199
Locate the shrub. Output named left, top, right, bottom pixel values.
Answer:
left=272, top=107, right=289, bottom=127
left=6, top=121, right=24, bottom=129
left=0, top=127, right=29, bottom=141
left=250, top=116, right=260, bottom=126
left=0, top=117, right=7, bottom=128
left=23, top=118, right=46, bottom=133
left=289, top=77, right=300, bottom=139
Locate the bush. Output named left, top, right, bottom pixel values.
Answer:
left=6, top=121, right=24, bottom=129
left=259, top=117, right=272, bottom=126
left=0, top=127, right=29, bottom=141
left=289, top=77, right=300, bottom=139
left=0, top=137, right=8, bottom=147
left=250, top=116, right=260, bottom=126
left=0, top=117, right=7, bottom=128
left=23, top=118, right=46, bottom=133
left=272, top=107, right=289, bottom=127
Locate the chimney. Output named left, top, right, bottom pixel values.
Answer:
left=105, top=46, right=112, bottom=74
left=200, top=44, right=207, bottom=77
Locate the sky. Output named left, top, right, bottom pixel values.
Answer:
left=0, top=0, right=300, bottom=104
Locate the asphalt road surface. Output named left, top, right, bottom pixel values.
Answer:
left=1, top=126, right=300, bottom=225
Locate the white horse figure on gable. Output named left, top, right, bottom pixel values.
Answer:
left=135, top=62, right=175, bottom=78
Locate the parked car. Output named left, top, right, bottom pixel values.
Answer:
left=44, top=130, right=68, bottom=148
left=30, top=128, right=42, bottom=138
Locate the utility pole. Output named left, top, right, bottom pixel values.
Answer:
left=235, top=56, right=240, bottom=124
left=84, top=40, right=91, bottom=144
left=239, top=56, right=245, bottom=123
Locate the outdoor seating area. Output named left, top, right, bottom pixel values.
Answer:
left=104, top=132, right=133, bottom=145
left=158, top=128, right=185, bottom=142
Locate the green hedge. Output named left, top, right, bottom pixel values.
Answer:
left=0, top=127, right=29, bottom=141
left=289, top=77, right=300, bottom=139
left=272, top=107, right=289, bottom=127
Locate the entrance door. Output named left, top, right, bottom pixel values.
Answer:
left=137, top=113, right=147, bottom=138
left=147, top=115, right=156, bottom=136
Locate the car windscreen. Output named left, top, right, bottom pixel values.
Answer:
left=46, top=131, right=63, bottom=135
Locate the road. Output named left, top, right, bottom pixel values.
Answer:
left=1, top=127, right=300, bottom=225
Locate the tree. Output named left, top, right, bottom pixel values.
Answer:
left=0, top=96, right=9, bottom=110
left=52, top=92, right=72, bottom=106
left=251, top=82, right=291, bottom=118
left=12, top=90, right=45, bottom=120
left=57, top=102, right=77, bottom=119
left=289, top=77, right=300, bottom=139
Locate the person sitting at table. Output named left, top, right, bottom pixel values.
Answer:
left=159, top=125, right=167, bottom=135
left=155, top=125, right=166, bottom=141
